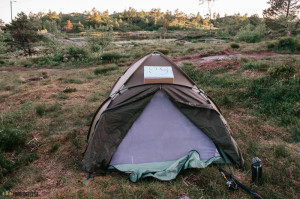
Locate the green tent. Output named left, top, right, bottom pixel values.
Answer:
left=83, top=51, right=244, bottom=182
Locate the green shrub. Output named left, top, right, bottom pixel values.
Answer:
left=0, top=60, right=6, bottom=67
left=267, top=65, right=295, bottom=79
left=63, top=87, right=77, bottom=93
left=90, top=45, right=101, bottom=52
left=100, top=52, right=122, bottom=63
left=276, top=37, right=299, bottom=52
left=57, top=93, right=69, bottom=99
left=23, top=63, right=32, bottom=67
left=35, top=102, right=62, bottom=116
left=230, top=43, right=240, bottom=49
left=67, top=46, right=88, bottom=61
left=35, top=103, right=47, bottom=116
left=48, top=144, right=59, bottom=153
left=267, top=42, right=276, bottom=50
left=155, top=49, right=169, bottom=55
left=236, top=24, right=266, bottom=43
left=30, top=56, right=57, bottom=66
left=52, top=54, right=64, bottom=62
left=94, top=66, right=118, bottom=75
left=47, top=102, right=62, bottom=112
left=185, top=48, right=196, bottom=54
left=240, top=57, right=249, bottom=63
left=0, top=128, right=26, bottom=152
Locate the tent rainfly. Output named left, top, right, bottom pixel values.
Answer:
left=82, top=51, right=244, bottom=182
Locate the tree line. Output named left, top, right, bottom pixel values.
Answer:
left=1, top=0, right=299, bottom=56
left=1, top=1, right=297, bottom=35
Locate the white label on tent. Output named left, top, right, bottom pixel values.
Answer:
left=144, top=66, right=174, bottom=79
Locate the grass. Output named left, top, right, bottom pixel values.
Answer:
left=94, top=65, right=118, bottom=75
left=63, top=87, right=77, bottom=93
left=0, top=36, right=299, bottom=198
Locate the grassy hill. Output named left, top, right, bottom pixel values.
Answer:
left=0, top=37, right=300, bottom=198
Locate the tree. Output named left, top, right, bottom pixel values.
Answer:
left=264, top=0, right=300, bottom=18
left=199, top=0, right=217, bottom=35
left=43, top=20, right=59, bottom=33
left=64, top=20, right=73, bottom=32
left=6, top=12, right=42, bottom=56
left=45, top=10, right=60, bottom=21
left=73, top=21, right=85, bottom=33
left=263, top=0, right=300, bottom=33
left=86, top=26, right=113, bottom=53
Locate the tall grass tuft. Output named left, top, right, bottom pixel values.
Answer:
left=94, top=66, right=118, bottom=75
left=100, top=52, right=122, bottom=63
left=0, top=128, right=26, bottom=152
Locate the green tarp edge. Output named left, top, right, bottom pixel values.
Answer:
left=108, top=151, right=225, bottom=182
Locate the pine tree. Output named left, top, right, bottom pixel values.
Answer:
left=263, top=0, right=300, bottom=33
left=6, top=12, right=42, bottom=56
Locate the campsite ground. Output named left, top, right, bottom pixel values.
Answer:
left=0, top=35, right=300, bottom=199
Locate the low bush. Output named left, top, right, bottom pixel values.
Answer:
left=100, top=52, right=122, bottom=63
left=35, top=103, right=47, bottom=116
left=0, top=60, right=7, bottom=67
left=185, top=48, right=196, bottom=54
left=48, top=144, right=59, bottom=153
left=276, top=37, right=299, bottom=52
left=236, top=24, right=266, bottom=43
left=240, top=57, right=249, bottom=63
left=63, top=87, right=77, bottom=93
left=35, top=102, right=62, bottom=116
left=90, top=45, right=101, bottom=52
left=57, top=93, right=69, bottom=99
left=47, top=102, right=62, bottom=112
left=155, top=48, right=169, bottom=55
left=267, top=42, right=276, bottom=50
left=67, top=46, right=88, bottom=61
left=267, top=65, right=295, bottom=79
left=230, top=43, right=240, bottom=49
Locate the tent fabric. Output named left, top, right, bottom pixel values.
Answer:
left=83, top=51, right=244, bottom=180
left=110, top=91, right=220, bottom=165
left=125, top=54, right=194, bottom=87
left=108, top=151, right=224, bottom=182
left=83, top=84, right=244, bottom=174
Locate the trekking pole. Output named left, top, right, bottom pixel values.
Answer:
left=220, top=170, right=237, bottom=190
left=218, top=168, right=263, bottom=199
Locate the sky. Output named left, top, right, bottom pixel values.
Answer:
left=0, top=0, right=270, bottom=24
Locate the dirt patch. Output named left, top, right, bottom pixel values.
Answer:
left=197, top=60, right=241, bottom=72
left=173, top=51, right=300, bottom=66
left=172, top=50, right=231, bottom=66
left=0, top=67, right=29, bottom=73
